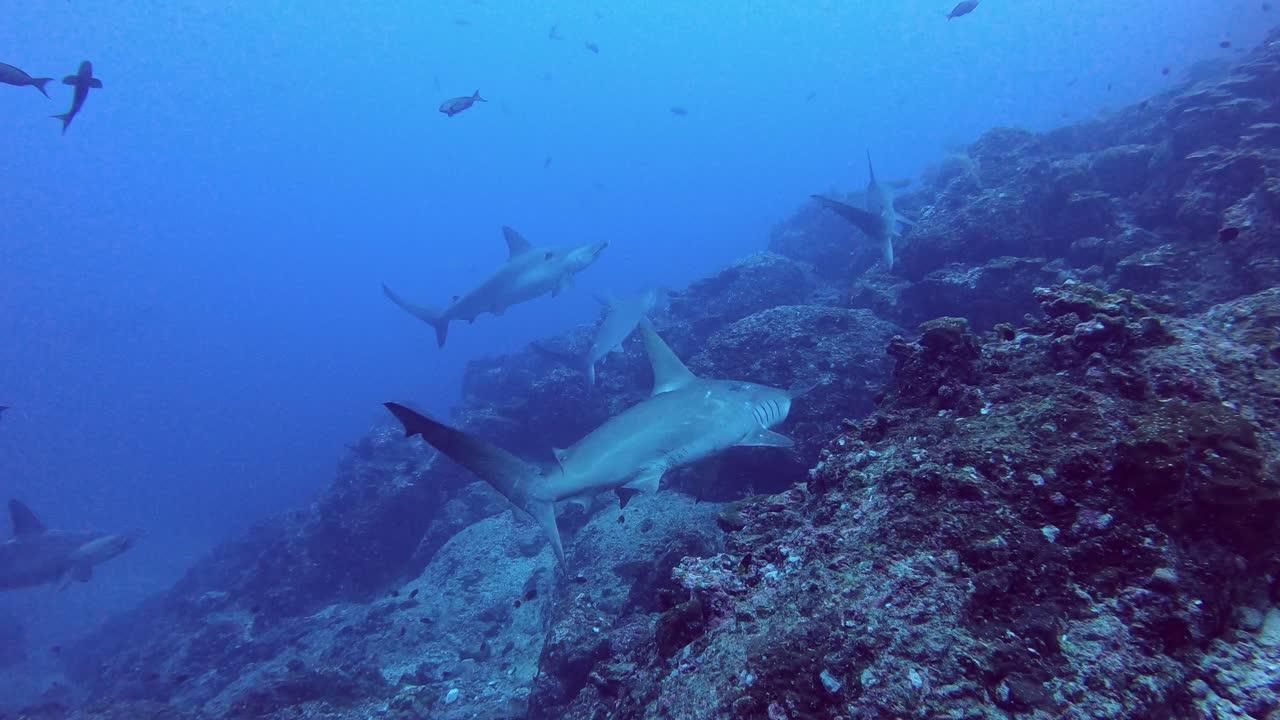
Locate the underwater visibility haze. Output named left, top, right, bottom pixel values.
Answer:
left=2, top=1, right=1279, bottom=718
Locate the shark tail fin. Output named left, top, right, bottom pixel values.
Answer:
left=472, top=90, right=486, bottom=102
left=382, top=283, right=449, bottom=347
left=811, top=195, right=881, bottom=238
left=51, top=113, right=71, bottom=134
left=382, top=402, right=565, bottom=564
left=31, top=78, right=52, bottom=98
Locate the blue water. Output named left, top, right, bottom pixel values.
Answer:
left=0, top=0, right=1266, bottom=665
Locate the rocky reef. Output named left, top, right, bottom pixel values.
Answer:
left=7, top=28, right=1280, bottom=720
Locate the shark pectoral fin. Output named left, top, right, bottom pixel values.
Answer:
left=739, top=428, right=794, bottom=448
left=62, top=76, right=78, bottom=85
left=625, top=467, right=664, bottom=494
left=552, top=447, right=570, bottom=471
left=88, top=78, right=103, bottom=89
left=615, top=487, right=640, bottom=509
left=564, top=496, right=591, bottom=511
left=72, top=564, right=92, bottom=582
left=639, top=324, right=696, bottom=395
left=527, top=500, right=564, bottom=565
left=502, top=226, right=533, bottom=258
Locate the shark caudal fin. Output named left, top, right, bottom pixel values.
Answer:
left=51, top=112, right=72, bottom=134
left=382, top=284, right=449, bottom=347
left=30, top=78, right=52, bottom=98
left=382, top=403, right=565, bottom=564
left=811, top=195, right=881, bottom=238
left=472, top=90, right=487, bottom=102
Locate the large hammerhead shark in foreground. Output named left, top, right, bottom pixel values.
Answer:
left=382, top=226, right=608, bottom=347
left=385, top=324, right=808, bottom=565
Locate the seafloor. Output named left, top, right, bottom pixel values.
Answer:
left=9, top=29, right=1280, bottom=720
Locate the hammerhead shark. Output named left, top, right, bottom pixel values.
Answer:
left=383, top=226, right=608, bottom=347
left=582, top=288, right=663, bottom=386
left=385, top=323, right=807, bottom=564
left=811, top=151, right=913, bottom=270
left=0, top=500, right=141, bottom=591
left=52, top=60, right=102, bottom=135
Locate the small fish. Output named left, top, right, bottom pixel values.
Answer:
left=1161, top=66, right=1171, bottom=76
left=0, top=62, right=53, bottom=98
left=454, top=18, right=472, bottom=27
left=433, top=75, right=441, bottom=91
left=52, top=60, right=102, bottom=134
left=669, top=106, right=688, bottom=116
left=49, top=645, right=62, bottom=655
left=1218, top=227, right=1240, bottom=242
left=549, top=24, right=562, bottom=40
left=439, top=90, right=486, bottom=117
left=543, top=155, right=552, bottom=169
left=584, top=41, right=600, bottom=54
left=947, top=0, right=979, bottom=20
left=1219, top=40, right=1232, bottom=49
left=805, top=90, right=817, bottom=102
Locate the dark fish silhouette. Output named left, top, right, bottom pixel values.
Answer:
left=543, top=156, right=552, bottom=169
left=53, top=60, right=102, bottom=134
left=439, top=90, right=486, bottom=117
left=585, top=41, right=600, bottom=54
left=0, top=62, right=52, bottom=98
left=1219, top=227, right=1240, bottom=243
left=1219, top=39, right=1232, bottom=49
left=454, top=18, right=471, bottom=27
left=669, top=106, right=688, bottom=116
left=948, top=0, right=979, bottom=19
left=805, top=90, right=817, bottom=102
left=549, top=24, right=562, bottom=40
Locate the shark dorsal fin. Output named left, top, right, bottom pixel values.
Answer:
left=866, top=150, right=878, bottom=185
left=639, top=322, right=695, bottom=395
left=9, top=500, right=46, bottom=538
left=502, top=226, right=533, bottom=258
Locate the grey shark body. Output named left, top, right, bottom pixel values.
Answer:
left=383, top=226, right=608, bottom=347
left=583, top=288, right=662, bottom=386
left=812, top=151, right=913, bottom=270
left=0, top=500, right=141, bottom=591
left=385, top=324, right=801, bottom=564
left=53, top=60, right=102, bottom=134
